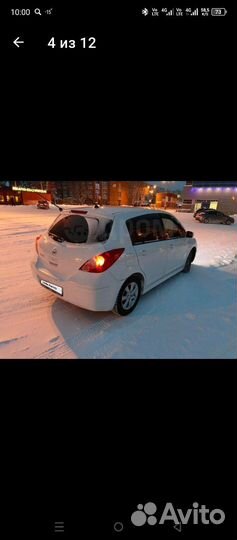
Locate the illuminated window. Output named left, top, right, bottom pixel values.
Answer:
left=194, top=202, right=202, bottom=212
left=209, top=201, right=218, bottom=210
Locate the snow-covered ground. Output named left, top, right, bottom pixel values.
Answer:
left=0, top=205, right=236, bottom=359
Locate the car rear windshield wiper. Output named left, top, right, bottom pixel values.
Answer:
left=48, top=232, right=65, bottom=243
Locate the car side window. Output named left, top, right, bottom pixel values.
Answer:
left=161, top=216, right=186, bottom=240
left=126, top=215, right=164, bottom=245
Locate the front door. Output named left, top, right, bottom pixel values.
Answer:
left=126, top=214, right=169, bottom=287
left=160, top=214, right=188, bottom=274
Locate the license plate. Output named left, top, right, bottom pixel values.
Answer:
left=40, top=279, right=63, bottom=296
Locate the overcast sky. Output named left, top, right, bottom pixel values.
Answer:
left=149, top=181, right=186, bottom=191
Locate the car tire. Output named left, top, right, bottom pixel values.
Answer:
left=182, top=250, right=195, bottom=273
left=204, top=218, right=209, bottom=224
left=226, top=220, right=232, bottom=225
left=113, top=276, right=142, bottom=316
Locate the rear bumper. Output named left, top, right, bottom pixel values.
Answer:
left=31, top=259, right=120, bottom=312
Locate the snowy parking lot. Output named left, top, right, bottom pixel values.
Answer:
left=0, top=205, right=237, bottom=359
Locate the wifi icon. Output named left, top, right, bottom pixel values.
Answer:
left=142, top=8, right=149, bottom=16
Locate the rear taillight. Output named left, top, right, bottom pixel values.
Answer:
left=35, top=235, right=42, bottom=255
left=80, top=248, right=125, bottom=273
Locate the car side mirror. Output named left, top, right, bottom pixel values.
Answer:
left=186, top=231, right=194, bottom=238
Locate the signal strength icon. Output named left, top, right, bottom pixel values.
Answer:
left=166, top=9, right=174, bottom=16
left=191, top=8, right=199, bottom=16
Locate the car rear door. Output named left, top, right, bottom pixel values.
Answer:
left=215, top=211, right=225, bottom=223
left=160, top=214, right=188, bottom=274
left=126, top=214, right=169, bottom=288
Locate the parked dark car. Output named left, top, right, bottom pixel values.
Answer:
left=196, top=210, right=234, bottom=225
left=37, top=200, right=49, bottom=210
left=194, top=208, right=216, bottom=219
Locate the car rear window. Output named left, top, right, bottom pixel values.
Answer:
left=49, top=214, right=113, bottom=244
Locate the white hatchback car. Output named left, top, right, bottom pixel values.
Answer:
left=31, top=207, right=197, bottom=316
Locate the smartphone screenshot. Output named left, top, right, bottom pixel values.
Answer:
left=0, top=2, right=236, bottom=538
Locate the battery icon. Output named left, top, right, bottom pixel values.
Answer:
left=211, top=8, right=227, bottom=16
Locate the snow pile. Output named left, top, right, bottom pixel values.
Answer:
left=0, top=207, right=236, bottom=359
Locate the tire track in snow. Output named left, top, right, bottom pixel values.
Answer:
left=33, top=317, right=115, bottom=359
left=33, top=278, right=176, bottom=359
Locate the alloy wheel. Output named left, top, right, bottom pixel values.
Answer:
left=121, top=282, right=139, bottom=310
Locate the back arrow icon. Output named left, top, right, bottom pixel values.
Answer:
left=174, top=523, right=182, bottom=533
left=13, top=37, right=24, bottom=48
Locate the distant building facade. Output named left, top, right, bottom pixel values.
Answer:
left=0, top=180, right=147, bottom=207
left=52, top=181, right=109, bottom=205
left=181, top=181, right=237, bottom=214
left=55, top=180, right=146, bottom=206
left=0, top=183, right=51, bottom=205
left=156, top=192, right=178, bottom=209
left=108, top=181, right=146, bottom=206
